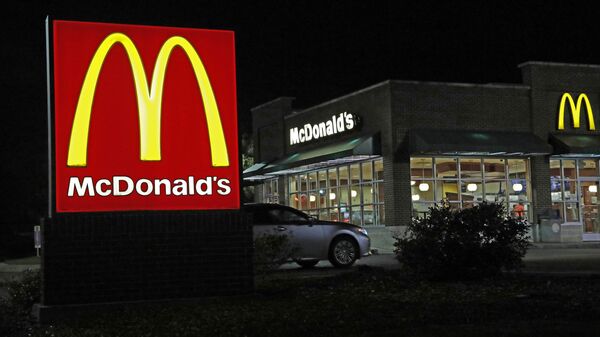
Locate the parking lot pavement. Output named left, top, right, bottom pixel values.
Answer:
left=273, top=247, right=600, bottom=278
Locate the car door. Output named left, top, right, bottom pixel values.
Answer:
left=251, top=206, right=279, bottom=239
left=270, top=208, right=326, bottom=259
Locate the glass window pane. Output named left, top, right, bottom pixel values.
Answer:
left=339, top=185, right=349, bottom=206
left=508, top=159, right=529, bottom=180
left=329, top=208, right=340, bottom=222
left=460, top=158, right=482, bottom=179
left=362, top=183, right=373, bottom=204
left=509, top=202, right=528, bottom=220
left=436, top=180, right=459, bottom=203
left=412, top=181, right=434, bottom=201
left=551, top=178, right=562, bottom=201
left=508, top=179, right=529, bottom=202
left=318, top=171, right=328, bottom=189
left=551, top=203, right=563, bottom=220
left=350, top=163, right=361, bottom=184
left=318, top=209, right=328, bottom=221
left=562, top=160, right=576, bottom=180
left=374, top=182, right=385, bottom=204
left=550, top=160, right=561, bottom=178
left=412, top=203, right=432, bottom=218
left=484, top=158, right=506, bottom=180
left=299, top=174, right=308, bottom=192
left=411, top=157, right=433, bottom=179
left=328, top=187, right=339, bottom=208
left=265, top=180, right=273, bottom=195
left=289, top=175, right=297, bottom=193
left=579, top=160, right=599, bottom=177
left=290, top=193, right=300, bottom=209
left=461, top=181, right=483, bottom=203
left=436, top=158, right=458, bottom=179
left=484, top=181, right=506, bottom=203
left=340, top=205, right=350, bottom=222
left=350, top=185, right=361, bottom=205
left=363, top=205, right=374, bottom=225
left=318, top=188, right=328, bottom=208
left=564, top=180, right=578, bottom=201
left=362, top=162, right=373, bottom=183
left=566, top=203, right=580, bottom=221
left=308, top=171, right=318, bottom=190
left=581, top=181, right=599, bottom=233
left=299, top=193, right=308, bottom=210
left=339, top=166, right=349, bottom=186
left=308, top=192, right=318, bottom=209
left=374, top=159, right=384, bottom=181
left=328, top=169, right=338, bottom=187
left=351, top=207, right=362, bottom=225
left=462, top=201, right=480, bottom=209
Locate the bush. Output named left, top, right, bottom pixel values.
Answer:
left=0, top=269, right=41, bottom=337
left=395, top=202, right=530, bottom=280
left=253, top=233, right=297, bottom=276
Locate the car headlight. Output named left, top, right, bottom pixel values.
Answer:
left=355, top=227, right=368, bottom=236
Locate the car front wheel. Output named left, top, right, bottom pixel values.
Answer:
left=329, top=236, right=358, bottom=268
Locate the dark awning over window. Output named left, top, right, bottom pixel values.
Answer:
left=409, top=129, right=552, bottom=156
left=243, top=134, right=381, bottom=180
left=550, top=134, right=600, bottom=156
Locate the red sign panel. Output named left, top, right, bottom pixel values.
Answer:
left=52, top=20, right=239, bottom=212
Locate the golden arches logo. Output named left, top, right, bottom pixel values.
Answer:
left=558, top=93, right=596, bottom=130
left=67, top=32, right=229, bottom=167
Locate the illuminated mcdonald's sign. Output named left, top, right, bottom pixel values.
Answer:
left=558, top=93, right=596, bottom=130
left=51, top=20, right=239, bottom=212
left=68, top=33, right=229, bottom=168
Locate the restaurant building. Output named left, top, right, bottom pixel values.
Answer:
left=244, top=62, right=600, bottom=243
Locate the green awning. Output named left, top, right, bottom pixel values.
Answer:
left=550, top=134, right=600, bottom=156
left=272, top=134, right=379, bottom=169
left=409, top=129, right=552, bottom=156
left=243, top=134, right=380, bottom=179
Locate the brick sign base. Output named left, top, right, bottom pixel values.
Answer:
left=36, top=211, right=253, bottom=321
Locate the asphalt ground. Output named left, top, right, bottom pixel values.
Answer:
left=2, top=247, right=600, bottom=299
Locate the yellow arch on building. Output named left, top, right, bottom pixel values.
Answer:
left=558, top=93, right=595, bottom=130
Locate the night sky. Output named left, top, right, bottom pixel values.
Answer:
left=1, top=0, right=599, bottom=226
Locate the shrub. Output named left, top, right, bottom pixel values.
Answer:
left=395, top=202, right=530, bottom=280
left=253, top=233, right=297, bottom=276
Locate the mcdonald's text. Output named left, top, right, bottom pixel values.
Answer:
left=68, top=176, right=231, bottom=197
left=290, top=112, right=356, bottom=145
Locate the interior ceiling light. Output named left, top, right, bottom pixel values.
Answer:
left=589, top=185, right=598, bottom=193
left=419, top=182, right=430, bottom=192
left=512, top=183, right=523, bottom=192
left=412, top=194, right=420, bottom=201
left=467, top=183, right=478, bottom=192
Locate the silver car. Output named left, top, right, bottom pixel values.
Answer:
left=245, top=203, right=371, bottom=268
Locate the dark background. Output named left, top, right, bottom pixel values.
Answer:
left=1, top=0, right=598, bottom=244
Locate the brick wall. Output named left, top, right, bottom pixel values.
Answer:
left=42, top=211, right=253, bottom=305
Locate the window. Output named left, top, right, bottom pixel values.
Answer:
left=263, top=178, right=279, bottom=204
left=286, top=157, right=385, bottom=225
left=551, top=159, right=600, bottom=234
left=411, top=157, right=531, bottom=220
left=268, top=208, right=307, bottom=223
